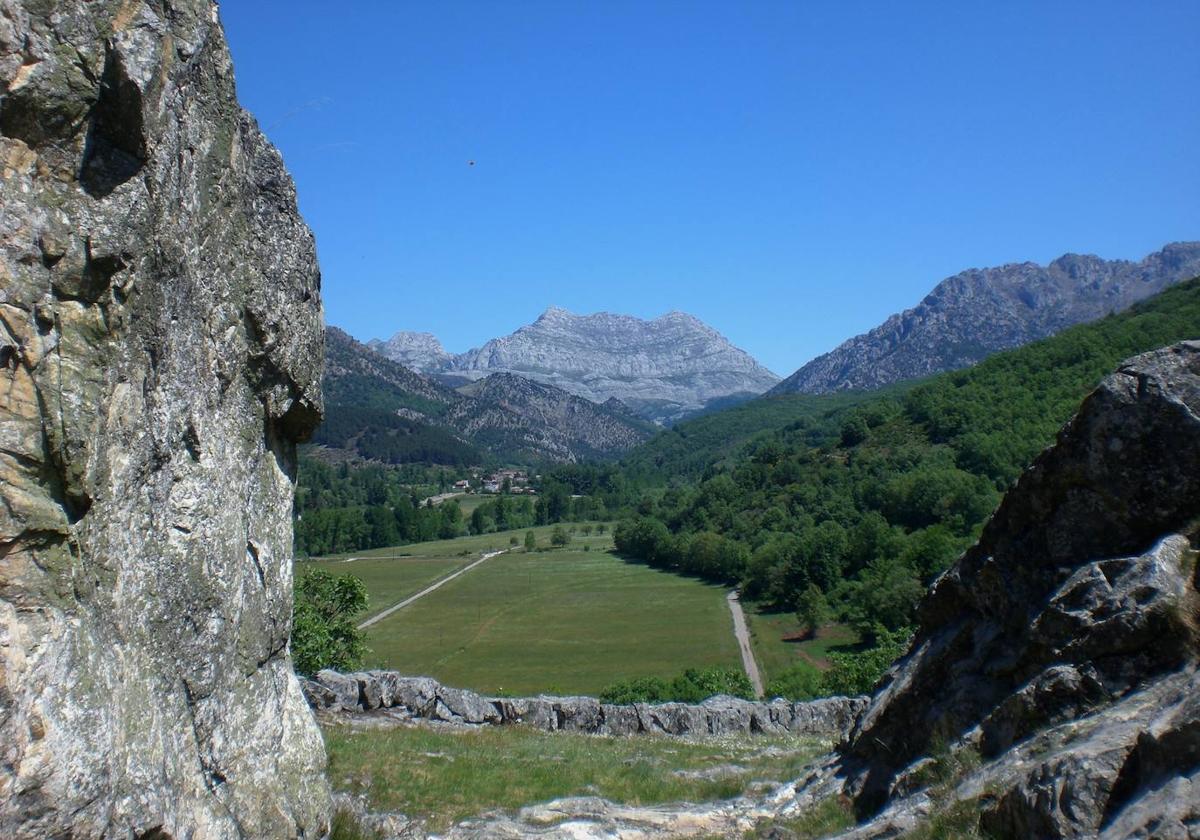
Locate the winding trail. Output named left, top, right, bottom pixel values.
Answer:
left=357, top=549, right=507, bottom=630
left=727, top=590, right=765, bottom=698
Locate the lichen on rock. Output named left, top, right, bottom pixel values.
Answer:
left=1, top=1, right=329, bottom=836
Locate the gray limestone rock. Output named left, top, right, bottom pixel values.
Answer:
left=0, top=1, right=329, bottom=836
left=372, top=307, right=781, bottom=424
left=306, top=672, right=866, bottom=741
left=325, top=327, right=654, bottom=463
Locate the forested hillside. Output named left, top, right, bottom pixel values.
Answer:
left=610, top=277, right=1200, bottom=641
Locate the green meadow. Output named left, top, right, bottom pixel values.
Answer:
left=322, top=527, right=742, bottom=696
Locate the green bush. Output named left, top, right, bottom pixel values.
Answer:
left=821, top=627, right=910, bottom=695
left=599, top=666, right=755, bottom=704
left=291, top=570, right=368, bottom=676
left=765, top=665, right=824, bottom=701
left=598, top=675, right=672, bottom=704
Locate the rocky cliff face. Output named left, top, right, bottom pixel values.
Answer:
left=772, top=242, right=1200, bottom=395
left=373, top=307, right=781, bottom=424
left=0, top=1, right=329, bottom=836
left=783, top=342, right=1200, bottom=837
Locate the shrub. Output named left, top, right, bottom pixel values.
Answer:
left=766, top=665, right=823, bottom=701
left=821, top=626, right=910, bottom=695
left=291, top=570, right=368, bottom=676
left=598, top=665, right=755, bottom=704
left=598, top=675, right=671, bottom=704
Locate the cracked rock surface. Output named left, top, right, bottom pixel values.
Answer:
left=778, top=342, right=1200, bottom=838
left=0, top=0, right=329, bottom=836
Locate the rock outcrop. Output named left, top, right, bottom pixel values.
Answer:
left=772, top=242, right=1200, bottom=395
left=372, top=307, right=781, bottom=424
left=303, top=671, right=868, bottom=739
left=1, top=1, right=329, bottom=836
left=780, top=341, right=1200, bottom=836
left=368, top=330, right=452, bottom=372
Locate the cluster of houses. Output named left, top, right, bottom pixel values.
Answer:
left=451, top=469, right=537, bottom=495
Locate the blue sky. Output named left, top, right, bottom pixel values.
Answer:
left=222, top=2, right=1198, bottom=376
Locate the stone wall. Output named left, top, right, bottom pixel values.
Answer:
left=304, top=671, right=868, bottom=739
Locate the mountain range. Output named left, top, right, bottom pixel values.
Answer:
left=370, top=307, right=780, bottom=424
left=771, top=241, right=1200, bottom=395
left=318, top=328, right=654, bottom=465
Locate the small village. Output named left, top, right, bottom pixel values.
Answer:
left=452, top=468, right=537, bottom=495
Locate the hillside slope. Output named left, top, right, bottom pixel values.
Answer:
left=320, top=328, right=652, bottom=464
left=772, top=241, right=1200, bottom=395
left=628, top=276, right=1200, bottom=486
left=611, top=278, right=1200, bottom=631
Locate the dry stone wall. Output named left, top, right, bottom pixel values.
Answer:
left=304, top=671, right=868, bottom=739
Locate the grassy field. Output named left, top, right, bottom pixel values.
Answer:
left=325, top=722, right=825, bottom=832
left=295, top=553, right=470, bottom=620
left=356, top=528, right=741, bottom=695
left=745, top=607, right=860, bottom=686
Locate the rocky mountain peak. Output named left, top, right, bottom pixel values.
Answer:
left=772, top=241, right=1200, bottom=396
left=367, top=329, right=451, bottom=372
left=370, top=308, right=780, bottom=423
left=535, top=304, right=574, bottom=322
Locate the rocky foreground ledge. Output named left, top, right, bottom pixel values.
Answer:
left=303, top=670, right=868, bottom=739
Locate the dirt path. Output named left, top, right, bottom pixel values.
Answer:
left=727, top=590, right=765, bottom=698
left=357, top=549, right=508, bottom=630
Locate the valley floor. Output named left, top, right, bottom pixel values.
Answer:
left=297, top=526, right=742, bottom=696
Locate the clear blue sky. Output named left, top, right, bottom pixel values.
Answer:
left=222, top=1, right=1198, bottom=376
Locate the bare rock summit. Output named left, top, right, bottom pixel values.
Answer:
left=773, top=241, right=1200, bottom=395
left=373, top=307, right=780, bottom=424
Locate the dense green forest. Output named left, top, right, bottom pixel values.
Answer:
left=608, top=278, right=1200, bottom=642
left=294, top=458, right=468, bottom=556
left=293, top=457, right=606, bottom=556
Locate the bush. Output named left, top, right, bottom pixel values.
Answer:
left=670, top=666, right=755, bottom=702
left=598, top=675, right=671, bottom=704
left=551, top=525, right=571, bottom=547
left=599, top=665, right=755, bottom=704
left=766, top=665, right=824, bottom=701
left=821, top=626, right=910, bottom=696
left=291, top=570, right=368, bottom=676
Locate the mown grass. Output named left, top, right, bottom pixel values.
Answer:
left=361, top=532, right=741, bottom=695
left=745, top=608, right=860, bottom=688
left=294, top=525, right=601, bottom=621
left=295, top=554, right=471, bottom=620
left=294, top=525, right=741, bottom=694
left=324, top=722, right=825, bottom=832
